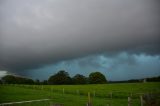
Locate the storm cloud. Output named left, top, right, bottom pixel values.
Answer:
left=26, top=52, right=160, bottom=81
left=0, top=0, right=160, bottom=76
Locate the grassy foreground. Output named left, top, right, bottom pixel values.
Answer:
left=0, top=82, right=160, bottom=106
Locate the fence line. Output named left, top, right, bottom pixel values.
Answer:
left=2, top=84, right=159, bottom=106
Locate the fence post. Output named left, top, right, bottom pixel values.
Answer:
left=140, top=95, right=143, bottom=106
left=128, top=96, right=131, bottom=106
left=106, top=104, right=110, bottom=106
left=110, top=92, right=112, bottom=99
left=93, top=91, right=96, bottom=97
left=77, top=90, right=79, bottom=95
left=33, top=85, right=35, bottom=89
left=130, top=92, right=132, bottom=97
left=87, top=92, right=92, bottom=106
left=63, top=88, right=65, bottom=94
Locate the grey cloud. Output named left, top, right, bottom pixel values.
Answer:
left=77, top=52, right=137, bottom=71
left=78, top=55, right=102, bottom=68
left=24, top=52, right=160, bottom=80
left=0, top=0, right=160, bottom=73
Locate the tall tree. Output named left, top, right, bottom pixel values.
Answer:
left=35, top=79, right=40, bottom=85
left=0, top=80, right=2, bottom=84
left=2, top=75, right=16, bottom=84
left=89, top=72, right=107, bottom=84
left=42, top=80, right=48, bottom=85
left=72, top=74, right=87, bottom=84
left=48, top=70, right=72, bottom=85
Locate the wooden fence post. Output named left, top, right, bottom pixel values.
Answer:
left=106, top=104, right=110, bottom=106
left=63, top=88, right=65, bottom=94
left=33, top=85, right=35, bottom=89
left=140, top=95, right=143, bottom=106
left=110, top=92, right=112, bottom=99
left=93, top=91, right=96, bottom=97
left=77, top=90, right=79, bottom=95
left=130, top=92, right=132, bottom=97
left=87, top=92, right=92, bottom=106
left=128, top=96, right=131, bottom=106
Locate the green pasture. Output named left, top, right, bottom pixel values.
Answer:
left=0, top=82, right=160, bottom=106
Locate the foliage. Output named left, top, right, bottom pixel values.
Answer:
left=42, top=80, right=48, bottom=85
left=1, top=75, right=34, bottom=84
left=48, top=70, right=72, bottom=85
left=89, top=72, right=107, bottom=84
left=35, top=79, right=40, bottom=85
left=146, top=76, right=160, bottom=82
left=72, top=74, right=87, bottom=84
left=1, top=70, right=159, bottom=85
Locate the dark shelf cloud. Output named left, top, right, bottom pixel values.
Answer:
left=0, top=0, right=160, bottom=80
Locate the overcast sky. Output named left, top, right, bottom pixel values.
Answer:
left=0, top=0, right=160, bottom=80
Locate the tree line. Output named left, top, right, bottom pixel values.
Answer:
left=109, top=76, right=160, bottom=83
left=1, top=70, right=159, bottom=85
left=0, top=70, right=107, bottom=85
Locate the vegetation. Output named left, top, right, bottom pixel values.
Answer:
left=89, top=72, right=107, bottom=84
left=48, top=70, right=72, bottom=85
left=72, top=74, right=87, bottom=84
left=1, top=70, right=108, bottom=85
left=0, top=82, right=160, bottom=106
left=146, top=76, right=160, bottom=82
left=1, top=70, right=160, bottom=85
left=1, top=75, right=34, bottom=84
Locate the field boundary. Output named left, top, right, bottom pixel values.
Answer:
left=0, top=99, right=50, bottom=106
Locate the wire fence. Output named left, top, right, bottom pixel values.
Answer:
left=0, top=84, right=160, bottom=106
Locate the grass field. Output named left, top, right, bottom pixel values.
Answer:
left=0, top=82, right=160, bottom=106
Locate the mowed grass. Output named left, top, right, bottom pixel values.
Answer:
left=0, top=82, right=160, bottom=106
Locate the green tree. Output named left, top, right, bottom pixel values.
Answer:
left=48, top=70, right=72, bottom=85
left=0, top=80, right=2, bottom=84
left=42, top=80, right=48, bottom=85
left=89, top=72, right=107, bottom=84
left=1, top=75, right=34, bottom=84
left=24, top=78, right=34, bottom=84
left=35, top=79, right=40, bottom=85
left=2, top=75, right=16, bottom=84
left=72, top=74, right=87, bottom=84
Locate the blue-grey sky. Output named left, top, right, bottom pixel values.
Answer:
left=0, top=0, right=160, bottom=80
left=26, top=52, right=160, bottom=81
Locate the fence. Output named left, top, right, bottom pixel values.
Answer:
left=1, top=84, right=160, bottom=106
